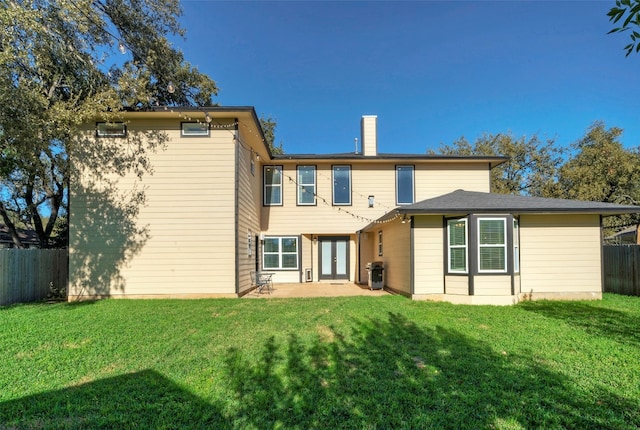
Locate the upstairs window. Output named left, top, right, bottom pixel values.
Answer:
left=396, top=165, right=415, bottom=205
left=96, top=122, right=126, bottom=138
left=478, top=218, right=507, bottom=273
left=264, top=166, right=283, bottom=206
left=297, top=165, right=316, bottom=205
left=181, top=122, right=210, bottom=136
left=332, top=165, right=351, bottom=205
left=447, top=219, right=468, bottom=273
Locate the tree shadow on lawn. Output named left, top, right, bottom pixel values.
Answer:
left=0, top=369, right=224, bottom=429
left=3, top=313, right=637, bottom=429
left=519, top=300, right=640, bottom=347
left=224, top=312, right=638, bottom=429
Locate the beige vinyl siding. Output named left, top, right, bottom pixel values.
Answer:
left=236, top=130, right=264, bottom=294
left=445, top=276, right=469, bottom=295
left=419, top=163, right=490, bottom=197
left=412, top=215, right=445, bottom=295
left=473, top=276, right=511, bottom=296
left=300, top=235, right=313, bottom=281
left=359, top=232, right=376, bottom=284
left=262, top=163, right=391, bottom=234
left=376, top=220, right=411, bottom=293
left=264, top=161, right=492, bottom=235
left=513, top=274, right=521, bottom=295
left=519, top=214, right=602, bottom=296
left=348, top=236, right=357, bottom=282
left=70, top=123, right=238, bottom=297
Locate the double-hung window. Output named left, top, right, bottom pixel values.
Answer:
left=263, top=237, right=299, bottom=270
left=264, top=166, right=282, bottom=206
left=297, top=165, right=316, bottom=205
left=478, top=218, right=507, bottom=273
left=447, top=219, right=468, bottom=273
left=396, top=165, right=414, bottom=205
left=332, top=165, right=351, bottom=205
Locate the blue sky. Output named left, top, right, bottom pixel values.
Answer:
left=174, top=1, right=639, bottom=155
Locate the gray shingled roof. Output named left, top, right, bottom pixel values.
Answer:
left=273, top=153, right=507, bottom=168
left=396, top=190, right=640, bottom=215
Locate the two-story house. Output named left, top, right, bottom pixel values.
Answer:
left=68, top=107, right=638, bottom=304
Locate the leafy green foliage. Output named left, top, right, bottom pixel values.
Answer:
left=260, top=115, right=284, bottom=155
left=0, top=295, right=639, bottom=428
left=557, top=122, right=640, bottom=203
left=608, top=0, right=640, bottom=56
left=433, top=122, right=640, bottom=233
left=0, top=0, right=217, bottom=247
left=557, top=122, right=640, bottom=231
left=431, top=133, right=564, bottom=196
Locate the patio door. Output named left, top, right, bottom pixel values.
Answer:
left=319, top=237, right=349, bottom=280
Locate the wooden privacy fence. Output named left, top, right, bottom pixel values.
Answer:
left=0, top=249, right=68, bottom=306
left=603, top=245, right=640, bottom=297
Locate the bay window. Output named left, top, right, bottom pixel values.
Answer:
left=478, top=218, right=507, bottom=273
left=448, top=219, right=468, bottom=273
left=447, top=216, right=515, bottom=275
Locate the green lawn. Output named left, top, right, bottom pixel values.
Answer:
left=1, top=294, right=639, bottom=429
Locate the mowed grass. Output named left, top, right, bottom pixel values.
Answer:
left=1, top=294, right=639, bottom=429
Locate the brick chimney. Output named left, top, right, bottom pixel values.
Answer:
left=361, top=115, right=377, bottom=156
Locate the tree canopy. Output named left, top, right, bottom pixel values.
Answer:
left=432, top=122, right=640, bottom=232
left=0, top=0, right=217, bottom=248
left=260, top=116, right=284, bottom=155
left=430, top=132, right=564, bottom=197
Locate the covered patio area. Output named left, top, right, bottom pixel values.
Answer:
left=243, top=282, right=391, bottom=298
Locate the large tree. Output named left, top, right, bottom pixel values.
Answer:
left=556, top=122, right=640, bottom=229
left=608, top=0, right=640, bottom=56
left=430, top=133, right=564, bottom=196
left=0, top=0, right=217, bottom=248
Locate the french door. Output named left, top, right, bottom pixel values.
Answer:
left=319, top=236, right=349, bottom=280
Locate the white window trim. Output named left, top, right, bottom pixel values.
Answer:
left=263, top=236, right=299, bottom=270
left=297, top=165, right=316, bottom=206
left=181, top=122, right=210, bottom=137
left=513, top=218, right=520, bottom=273
left=263, top=166, right=283, bottom=206
left=447, top=218, right=468, bottom=273
left=378, top=230, right=383, bottom=256
left=332, top=165, right=352, bottom=206
left=477, top=217, right=508, bottom=273
left=396, top=165, right=415, bottom=205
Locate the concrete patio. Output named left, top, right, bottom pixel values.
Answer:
left=243, top=282, right=391, bottom=298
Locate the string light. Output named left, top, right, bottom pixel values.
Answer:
left=316, top=170, right=394, bottom=212
left=195, top=118, right=405, bottom=225
left=145, top=107, right=405, bottom=226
